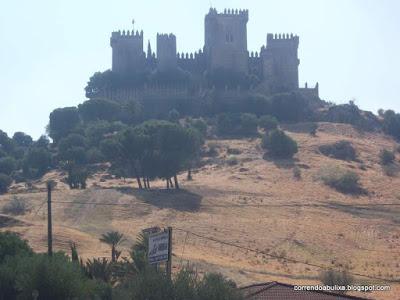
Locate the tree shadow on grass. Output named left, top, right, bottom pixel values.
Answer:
left=116, top=187, right=203, bottom=212
left=0, top=214, right=28, bottom=228
left=262, top=153, right=298, bottom=169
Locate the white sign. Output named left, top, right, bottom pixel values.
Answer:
left=148, top=230, right=170, bottom=264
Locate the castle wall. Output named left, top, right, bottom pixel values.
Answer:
left=298, top=82, right=319, bottom=98
left=177, top=51, right=206, bottom=74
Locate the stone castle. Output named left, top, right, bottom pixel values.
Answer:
left=99, top=8, right=318, bottom=103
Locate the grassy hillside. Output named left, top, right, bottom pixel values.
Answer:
left=1, top=122, right=400, bottom=299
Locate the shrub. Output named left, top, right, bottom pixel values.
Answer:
left=258, top=115, right=278, bottom=131
left=293, top=166, right=301, bottom=180
left=0, top=232, right=33, bottom=264
left=113, top=268, right=243, bottom=300
left=205, top=142, right=219, bottom=157
left=262, top=129, right=298, bottom=159
left=309, top=123, right=318, bottom=136
left=2, top=196, right=28, bottom=215
left=382, top=164, right=399, bottom=177
left=319, top=269, right=353, bottom=294
left=319, top=140, right=356, bottom=161
left=226, top=156, right=238, bottom=166
left=240, top=113, right=258, bottom=135
left=0, top=253, right=97, bottom=300
left=319, top=166, right=362, bottom=194
left=197, top=273, right=241, bottom=300
left=379, top=149, right=395, bottom=165
left=216, top=113, right=258, bottom=137
left=0, top=173, right=12, bottom=194
left=227, top=147, right=241, bottom=155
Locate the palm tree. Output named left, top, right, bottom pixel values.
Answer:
left=85, top=258, right=112, bottom=282
left=129, top=232, right=149, bottom=272
left=99, top=231, right=126, bottom=262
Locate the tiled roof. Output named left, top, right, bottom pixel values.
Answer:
left=241, top=282, right=370, bottom=300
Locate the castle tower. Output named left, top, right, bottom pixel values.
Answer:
left=110, top=29, right=145, bottom=74
left=262, top=33, right=300, bottom=92
left=204, top=8, right=249, bottom=74
left=157, top=33, right=177, bottom=72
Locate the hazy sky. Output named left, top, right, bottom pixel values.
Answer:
left=1, top=0, right=399, bottom=138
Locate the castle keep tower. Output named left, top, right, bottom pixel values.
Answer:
left=157, top=33, right=177, bottom=71
left=110, top=29, right=145, bottom=74
left=204, top=8, right=249, bottom=74
left=262, top=33, right=300, bottom=92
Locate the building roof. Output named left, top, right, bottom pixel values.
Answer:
left=240, top=282, right=370, bottom=300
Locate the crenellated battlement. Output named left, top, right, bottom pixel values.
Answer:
left=207, top=7, right=248, bottom=18
left=266, top=33, right=299, bottom=48
left=111, top=29, right=143, bottom=39
left=157, top=33, right=176, bottom=42
left=177, top=49, right=203, bottom=61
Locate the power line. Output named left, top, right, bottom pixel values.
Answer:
left=8, top=198, right=400, bottom=208
left=174, top=228, right=400, bottom=283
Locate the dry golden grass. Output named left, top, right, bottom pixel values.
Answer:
left=1, top=122, right=400, bottom=299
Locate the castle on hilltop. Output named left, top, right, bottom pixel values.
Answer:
left=95, top=8, right=318, bottom=104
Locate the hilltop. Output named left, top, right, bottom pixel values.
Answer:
left=1, top=122, right=400, bottom=299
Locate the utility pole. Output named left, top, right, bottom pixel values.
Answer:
left=166, top=227, right=172, bottom=280
left=47, top=181, right=54, bottom=257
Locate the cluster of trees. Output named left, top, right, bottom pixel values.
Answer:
left=216, top=113, right=279, bottom=137
left=0, top=130, right=52, bottom=194
left=100, top=120, right=204, bottom=189
left=0, top=231, right=242, bottom=300
left=44, top=99, right=206, bottom=190
left=380, top=109, right=400, bottom=140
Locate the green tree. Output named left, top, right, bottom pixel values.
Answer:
left=85, top=258, right=113, bottom=283
left=258, top=115, right=278, bottom=131
left=240, top=113, right=258, bottom=135
left=197, top=273, right=242, bottom=300
left=1, top=253, right=96, bottom=300
left=12, top=132, right=33, bottom=148
left=34, top=135, right=50, bottom=148
left=0, top=130, right=14, bottom=154
left=0, top=174, right=12, bottom=194
left=168, top=109, right=180, bottom=123
left=99, top=231, right=126, bottom=263
left=48, top=107, right=81, bottom=143
left=262, top=129, right=298, bottom=159
left=0, top=232, right=33, bottom=264
left=23, top=147, right=52, bottom=178
left=0, top=157, right=16, bottom=176
left=78, top=99, right=121, bottom=123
